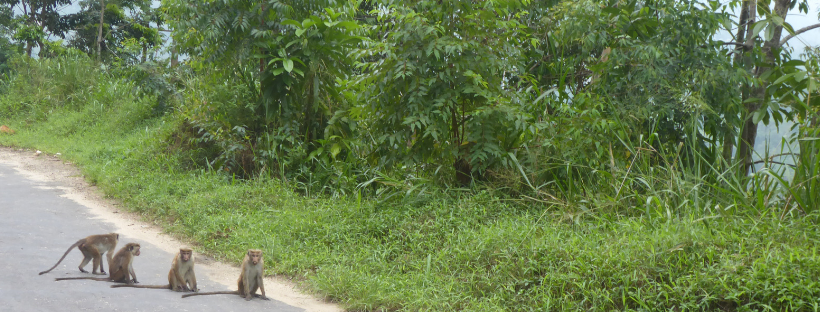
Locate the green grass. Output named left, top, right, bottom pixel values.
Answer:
left=2, top=57, right=820, bottom=311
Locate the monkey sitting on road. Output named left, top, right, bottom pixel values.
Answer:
left=39, top=233, right=119, bottom=275
left=55, top=243, right=141, bottom=284
left=111, top=247, right=198, bottom=292
left=182, top=249, right=269, bottom=301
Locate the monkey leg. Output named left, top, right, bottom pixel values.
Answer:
left=104, top=253, right=113, bottom=275
left=246, top=285, right=260, bottom=301
left=250, top=285, right=269, bottom=300
left=78, top=249, right=93, bottom=273
left=252, top=294, right=270, bottom=300
left=89, top=249, right=105, bottom=275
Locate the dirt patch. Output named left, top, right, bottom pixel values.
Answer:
left=0, top=147, right=342, bottom=312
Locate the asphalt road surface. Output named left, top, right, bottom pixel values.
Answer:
left=0, top=162, right=303, bottom=312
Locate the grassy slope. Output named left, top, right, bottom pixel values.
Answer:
left=2, top=58, right=820, bottom=311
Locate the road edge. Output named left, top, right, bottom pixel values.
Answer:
left=0, top=146, right=343, bottom=312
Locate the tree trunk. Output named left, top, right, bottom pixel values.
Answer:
left=739, top=0, right=790, bottom=176
left=454, top=157, right=472, bottom=187
left=25, top=42, right=33, bottom=57
left=37, top=40, right=45, bottom=58
left=96, top=0, right=106, bottom=62
left=302, top=75, right=315, bottom=146
left=722, top=0, right=751, bottom=166
left=451, top=101, right=473, bottom=186
left=721, top=132, right=734, bottom=166
left=170, top=47, right=178, bottom=67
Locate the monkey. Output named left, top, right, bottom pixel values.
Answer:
left=182, top=249, right=269, bottom=301
left=111, top=247, right=197, bottom=292
left=54, top=243, right=140, bottom=284
left=39, top=233, right=119, bottom=276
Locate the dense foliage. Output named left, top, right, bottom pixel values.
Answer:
left=2, top=0, right=820, bottom=310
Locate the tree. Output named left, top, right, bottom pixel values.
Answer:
left=1, top=0, right=71, bottom=57
left=164, top=0, right=362, bottom=175
left=65, top=0, right=160, bottom=64
left=0, top=4, right=18, bottom=72
left=729, top=0, right=820, bottom=175
left=360, top=0, right=530, bottom=185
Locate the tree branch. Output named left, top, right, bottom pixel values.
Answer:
left=780, top=23, right=820, bottom=46
left=701, top=41, right=749, bottom=48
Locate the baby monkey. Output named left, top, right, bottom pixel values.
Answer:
left=182, top=249, right=268, bottom=301
left=111, top=247, right=197, bottom=292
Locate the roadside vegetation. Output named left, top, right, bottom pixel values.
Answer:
left=2, top=0, right=820, bottom=310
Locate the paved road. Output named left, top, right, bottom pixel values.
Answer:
left=0, top=162, right=303, bottom=312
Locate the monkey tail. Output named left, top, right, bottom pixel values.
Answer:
left=54, top=277, right=109, bottom=281
left=111, top=284, right=170, bottom=289
left=181, top=291, right=239, bottom=298
left=39, top=239, right=85, bottom=275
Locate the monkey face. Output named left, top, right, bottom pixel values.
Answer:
left=130, top=244, right=141, bottom=256
left=180, top=250, right=192, bottom=261
left=248, top=250, right=262, bottom=265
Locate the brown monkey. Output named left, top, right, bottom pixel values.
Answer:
left=111, top=248, right=197, bottom=292
left=39, top=233, right=119, bottom=275
left=182, top=249, right=269, bottom=301
left=55, top=243, right=141, bottom=284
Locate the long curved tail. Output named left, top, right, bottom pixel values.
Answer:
left=111, top=284, right=170, bottom=289
left=39, top=240, right=84, bottom=275
left=54, top=277, right=109, bottom=281
left=182, top=291, right=239, bottom=298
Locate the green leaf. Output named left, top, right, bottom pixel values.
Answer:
left=307, top=147, right=324, bottom=161
left=283, top=59, right=294, bottom=72
left=302, top=18, right=317, bottom=28
left=330, top=143, right=342, bottom=158
left=764, top=24, right=775, bottom=41
left=602, top=7, right=620, bottom=15
left=308, top=15, right=322, bottom=27
left=782, top=22, right=795, bottom=36
left=752, top=110, right=764, bottom=124
left=335, top=21, right=359, bottom=31
left=751, top=20, right=768, bottom=38
left=508, top=153, right=533, bottom=190
left=281, top=19, right=301, bottom=28
left=759, top=69, right=775, bottom=81
left=782, top=60, right=805, bottom=67
left=742, top=96, right=760, bottom=104
left=773, top=72, right=795, bottom=85
left=720, top=15, right=732, bottom=31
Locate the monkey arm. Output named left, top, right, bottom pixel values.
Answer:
left=128, top=264, right=138, bottom=284
left=257, top=275, right=268, bottom=300
left=187, top=270, right=198, bottom=292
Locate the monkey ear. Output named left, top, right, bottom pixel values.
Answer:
left=129, top=245, right=133, bottom=251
